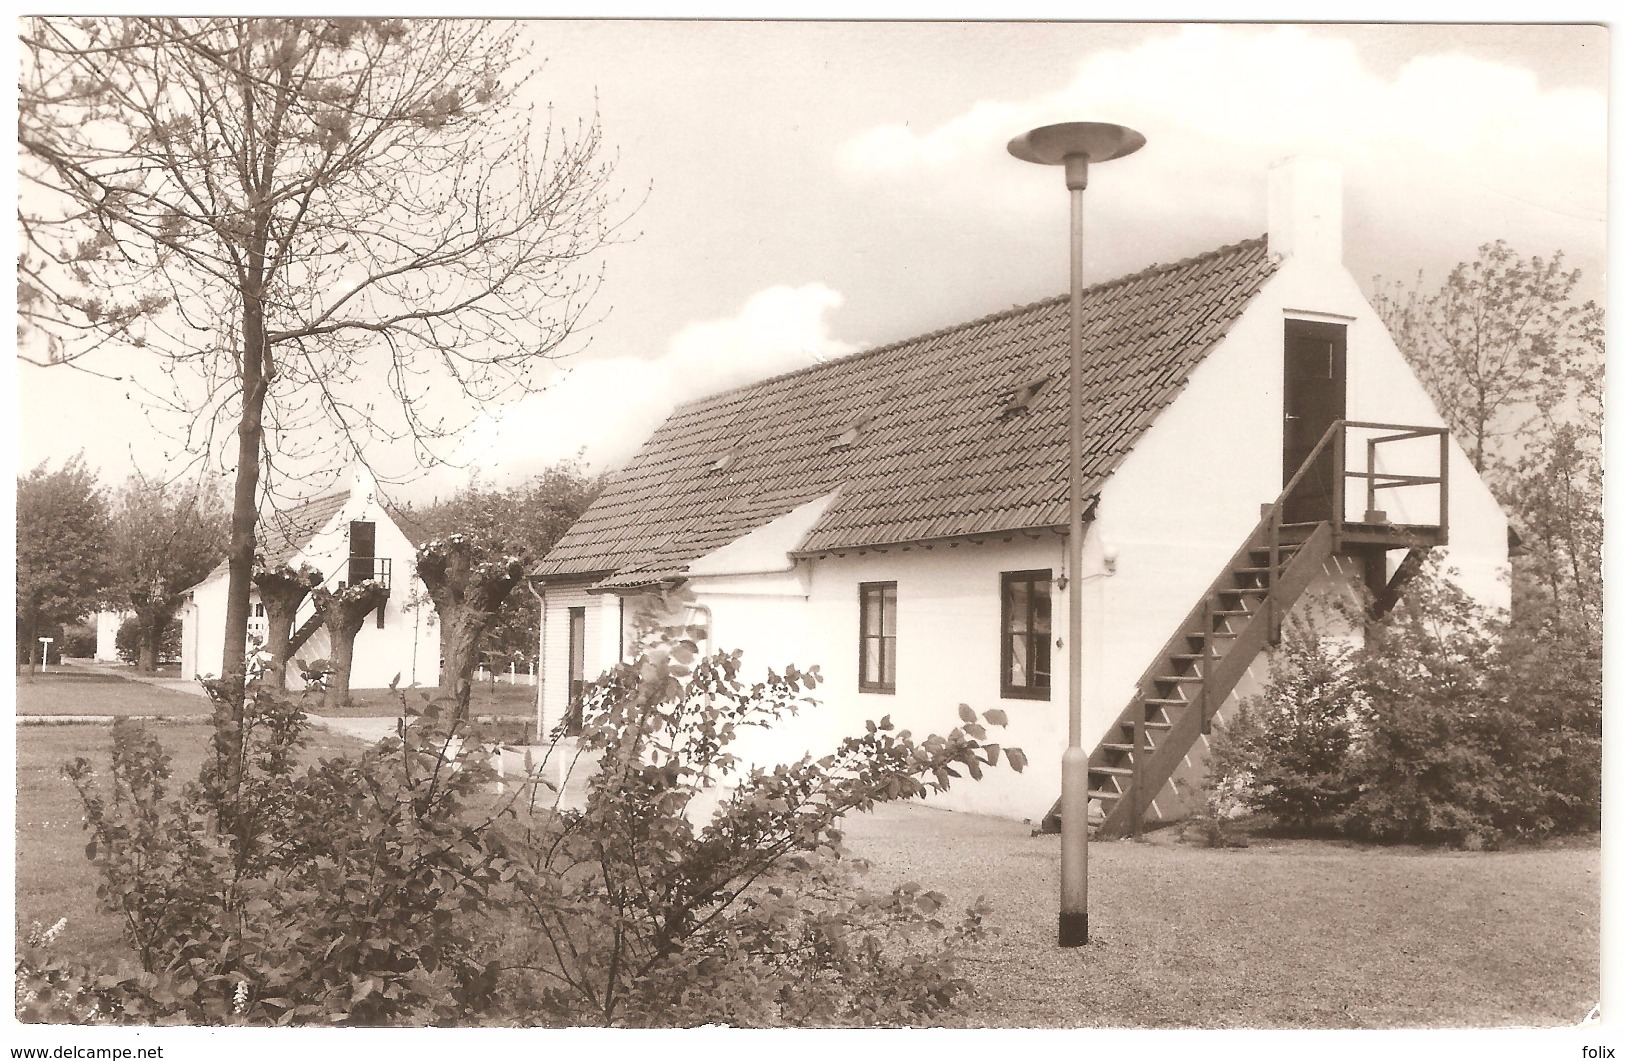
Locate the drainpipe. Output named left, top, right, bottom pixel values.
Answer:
left=527, top=578, right=547, bottom=744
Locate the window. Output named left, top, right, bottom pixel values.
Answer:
left=1001, top=570, right=1052, bottom=700
left=858, top=581, right=897, bottom=693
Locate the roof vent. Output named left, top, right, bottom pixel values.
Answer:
left=709, top=452, right=738, bottom=473
left=1000, top=373, right=1052, bottom=417
left=828, top=413, right=873, bottom=452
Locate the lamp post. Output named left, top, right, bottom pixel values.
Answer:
left=1008, top=121, right=1144, bottom=948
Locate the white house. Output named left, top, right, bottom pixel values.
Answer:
left=531, top=159, right=1508, bottom=830
left=179, top=465, right=441, bottom=691
left=93, top=608, right=134, bottom=661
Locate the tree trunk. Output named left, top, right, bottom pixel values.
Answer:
left=253, top=566, right=318, bottom=691
left=138, top=621, right=159, bottom=673
left=440, top=606, right=489, bottom=720
left=130, top=602, right=172, bottom=675
left=312, top=584, right=389, bottom=710
left=414, top=539, right=527, bottom=723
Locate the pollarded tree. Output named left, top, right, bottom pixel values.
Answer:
left=414, top=535, right=526, bottom=720
left=107, top=473, right=229, bottom=674
left=309, top=580, right=390, bottom=708
left=250, top=562, right=322, bottom=689
left=396, top=461, right=603, bottom=667
left=19, top=18, right=621, bottom=799
left=16, top=455, right=113, bottom=669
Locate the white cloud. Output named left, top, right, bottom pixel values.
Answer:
left=837, top=25, right=1605, bottom=228
left=447, top=283, right=857, bottom=483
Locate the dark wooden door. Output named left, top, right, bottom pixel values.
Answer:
left=566, top=606, right=586, bottom=736
left=1282, top=320, right=1347, bottom=523
left=348, top=520, right=377, bottom=585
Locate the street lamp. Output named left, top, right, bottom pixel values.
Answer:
left=1008, top=121, right=1144, bottom=948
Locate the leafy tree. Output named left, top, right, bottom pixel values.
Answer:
left=107, top=474, right=228, bottom=673
left=16, top=455, right=112, bottom=669
left=398, top=462, right=604, bottom=666
left=115, top=615, right=181, bottom=666
left=19, top=17, right=621, bottom=808
left=1371, top=240, right=1602, bottom=474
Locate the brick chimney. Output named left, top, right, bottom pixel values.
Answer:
left=1267, top=156, right=1342, bottom=264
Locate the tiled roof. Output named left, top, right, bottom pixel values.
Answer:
left=258, top=491, right=349, bottom=567
left=537, top=237, right=1276, bottom=584
left=189, top=491, right=350, bottom=589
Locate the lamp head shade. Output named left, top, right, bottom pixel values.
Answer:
left=1008, top=122, right=1145, bottom=190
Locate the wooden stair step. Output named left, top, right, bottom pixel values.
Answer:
left=1212, top=607, right=1253, bottom=617
left=1092, top=766, right=1135, bottom=777
left=1156, top=674, right=1204, bottom=684
left=1143, top=697, right=1187, bottom=707
left=1218, top=585, right=1268, bottom=596
left=1122, top=720, right=1173, bottom=731
left=1100, top=742, right=1142, bottom=753
left=1087, top=789, right=1123, bottom=802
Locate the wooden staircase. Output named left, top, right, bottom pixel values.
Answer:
left=1062, top=516, right=1334, bottom=838
left=1041, top=419, right=1451, bottom=839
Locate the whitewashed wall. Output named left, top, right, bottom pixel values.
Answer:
left=179, top=474, right=439, bottom=691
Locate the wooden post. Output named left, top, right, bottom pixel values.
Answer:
left=1267, top=512, right=1281, bottom=643
left=1332, top=425, right=1347, bottom=546
left=1438, top=429, right=1450, bottom=545
left=1366, top=435, right=1378, bottom=518
left=1132, top=712, right=1146, bottom=840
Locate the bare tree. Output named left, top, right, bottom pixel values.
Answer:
left=20, top=18, right=621, bottom=801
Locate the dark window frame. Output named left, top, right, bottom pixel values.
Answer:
left=858, top=580, right=897, bottom=694
left=1000, top=569, right=1053, bottom=701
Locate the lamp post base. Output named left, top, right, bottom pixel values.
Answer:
left=1060, top=911, right=1089, bottom=948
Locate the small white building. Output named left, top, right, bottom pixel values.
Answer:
left=179, top=466, right=440, bottom=691
left=532, top=159, right=1509, bottom=829
left=93, top=608, right=134, bottom=661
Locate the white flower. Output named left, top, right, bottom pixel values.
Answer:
left=233, top=980, right=249, bottom=1014
left=41, top=918, right=67, bottom=945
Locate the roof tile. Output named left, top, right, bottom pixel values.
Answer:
left=538, top=237, right=1276, bottom=582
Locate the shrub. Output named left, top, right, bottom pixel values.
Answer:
left=61, top=622, right=99, bottom=658
left=1342, top=569, right=1544, bottom=848
left=114, top=616, right=180, bottom=665
left=53, top=626, right=1023, bottom=1027
left=1223, top=614, right=1359, bottom=834
left=1179, top=717, right=1255, bottom=848
left=496, top=626, right=1019, bottom=1026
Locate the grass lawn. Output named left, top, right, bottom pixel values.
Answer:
left=12, top=663, right=1600, bottom=1027
left=313, top=679, right=535, bottom=718
left=14, top=665, right=212, bottom=717
left=14, top=720, right=371, bottom=967
left=839, top=804, right=1600, bottom=1028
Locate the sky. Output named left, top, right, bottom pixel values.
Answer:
left=10, top=20, right=1610, bottom=508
